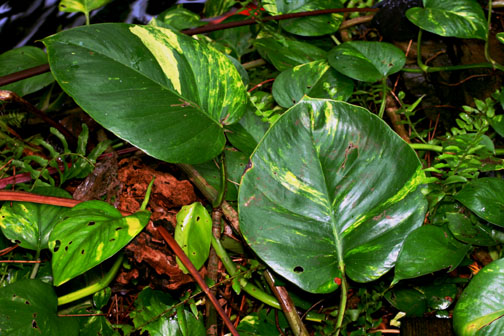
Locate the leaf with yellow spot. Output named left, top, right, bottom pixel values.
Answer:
left=43, top=23, right=247, bottom=164
left=454, top=258, right=504, bottom=335
left=49, top=200, right=150, bottom=286
left=239, top=98, right=427, bottom=293
left=0, top=187, right=71, bottom=252
left=406, top=0, right=487, bottom=40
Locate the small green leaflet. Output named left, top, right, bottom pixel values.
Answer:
left=175, top=202, right=212, bottom=273
left=49, top=200, right=150, bottom=286
left=59, top=0, right=113, bottom=14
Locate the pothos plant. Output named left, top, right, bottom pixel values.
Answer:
left=0, top=0, right=503, bottom=335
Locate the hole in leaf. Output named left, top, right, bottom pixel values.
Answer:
left=307, top=86, right=312, bottom=89
left=12, top=294, right=16, bottom=298
left=32, top=319, right=38, bottom=329
left=196, top=216, right=200, bottom=221
left=192, top=252, right=196, bottom=255
left=68, top=241, right=73, bottom=245
left=53, top=240, right=61, bottom=252
left=115, top=227, right=123, bottom=231
left=293, top=266, right=304, bottom=273
left=81, top=249, right=85, bottom=255
left=14, top=240, right=21, bottom=244
left=88, top=221, right=95, bottom=226
left=25, top=300, right=30, bottom=305
left=64, top=246, right=68, bottom=252
left=110, top=238, right=116, bottom=242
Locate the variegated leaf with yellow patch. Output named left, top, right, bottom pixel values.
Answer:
left=43, top=23, right=248, bottom=164
left=48, top=200, right=150, bottom=286
left=238, top=98, right=428, bottom=293
left=0, top=187, right=71, bottom=253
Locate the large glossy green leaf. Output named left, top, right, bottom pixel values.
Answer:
left=0, top=47, right=54, bottom=96
left=49, top=201, right=151, bottom=286
left=454, top=258, right=504, bottom=336
left=406, top=0, right=488, bottom=40
left=454, top=178, right=504, bottom=226
left=446, top=212, right=497, bottom=246
left=255, top=38, right=327, bottom=71
left=238, top=98, right=427, bottom=293
left=43, top=23, right=247, bottom=164
left=175, top=202, right=212, bottom=273
left=130, top=287, right=205, bottom=336
left=262, top=0, right=343, bottom=36
left=393, top=225, right=470, bottom=283
left=0, top=279, right=79, bottom=336
left=0, top=187, right=71, bottom=252
left=328, top=41, right=406, bottom=82
left=272, top=60, right=354, bottom=108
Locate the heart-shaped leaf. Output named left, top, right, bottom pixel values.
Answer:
left=272, top=60, right=354, bottom=108
left=49, top=200, right=151, bottom=286
left=175, top=202, right=212, bottom=272
left=0, top=187, right=71, bottom=252
left=255, top=38, right=327, bottom=72
left=0, top=279, right=79, bottom=335
left=238, top=98, right=427, bottom=293
left=328, top=41, right=406, bottom=82
left=262, top=0, right=343, bottom=36
left=454, top=258, right=504, bottom=336
left=0, top=46, right=54, bottom=96
left=393, top=225, right=470, bottom=284
left=43, top=23, right=247, bottom=164
left=406, top=0, right=488, bottom=40
left=454, top=177, right=504, bottom=226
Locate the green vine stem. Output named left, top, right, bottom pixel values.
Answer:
left=57, top=254, right=123, bottom=305
left=409, top=143, right=443, bottom=152
left=29, top=250, right=41, bottom=280
left=334, top=266, right=348, bottom=335
left=378, top=77, right=388, bottom=119
left=210, top=236, right=325, bottom=322
left=412, top=24, right=504, bottom=73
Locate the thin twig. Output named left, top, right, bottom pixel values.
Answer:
left=0, top=64, right=50, bottom=87
left=181, top=8, right=378, bottom=35
left=157, top=225, right=240, bottom=336
left=206, top=208, right=223, bottom=336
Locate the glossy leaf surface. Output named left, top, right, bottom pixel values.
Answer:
left=239, top=98, right=427, bottom=293
left=406, top=0, right=487, bottom=40
left=0, top=279, right=79, bottom=335
left=446, top=212, right=497, bottom=246
left=454, top=178, right=504, bottom=226
left=454, top=258, right=504, bottom=336
left=262, top=0, right=343, bottom=36
left=393, top=225, right=470, bottom=283
left=0, top=187, right=70, bottom=252
left=175, top=202, right=212, bottom=272
left=255, top=38, right=327, bottom=71
left=44, top=23, right=247, bottom=164
left=272, top=60, right=354, bottom=108
left=130, top=287, right=205, bottom=336
left=328, top=41, right=406, bottom=82
left=0, top=46, right=54, bottom=96
left=49, top=200, right=150, bottom=286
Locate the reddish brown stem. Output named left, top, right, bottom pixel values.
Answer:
left=0, top=244, right=19, bottom=257
left=0, top=190, right=81, bottom=207
left=157, top=225, right=239, bottom=336
left=0, top=260, right=41, bottom=263
left=182, top=8, right=379, bottom=35
left=0, top=90, right=76, bottom=144
left=0, top=64, right=50, bottom=87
